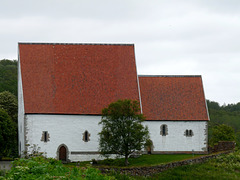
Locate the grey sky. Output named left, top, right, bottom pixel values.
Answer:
left=0, top=0, right=239, bottom=105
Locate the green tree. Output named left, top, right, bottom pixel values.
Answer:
left=236, top=132, right=240, bottom=148
left=99, top=99, right=149, bottom=166
left=207, top=100, right=221, bottom=110
left=0, top=109, right=16, bottom=156
left=0, top=59, right=18, bottom=96
left=207, top=100, right=240, bottom=144
left=210, top=124, right=236, bottom=146
left=0, top=91, right=18, bottom=124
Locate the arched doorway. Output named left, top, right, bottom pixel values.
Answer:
left=59, top=146, right=66, bottom=161
left=57, top=144, right=69, bottom=162
left=145, top=139, right=153, bottom=154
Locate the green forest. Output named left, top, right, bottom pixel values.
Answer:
left=0, top=59, right=17, bottom=97
left=0, top=59, right=240, bottom=157
left=207, top=100, right=240, bottom=146
left=0, top=59, right=18, bottom=157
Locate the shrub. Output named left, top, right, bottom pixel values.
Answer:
left=97, top=158, right=126, bottom=167
left=4, top=156, right=115, bottom=179
left=210, top=124, right=236, bottom=146
left=209, top=151, right=240, bottom=172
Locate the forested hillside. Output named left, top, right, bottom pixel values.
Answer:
left=0, top=59, right=17, bottom=96
left=0, top=59, right=18, bottom=157
left=207, top=100, right=240, bottom=131
left=207, top=100, right=240, bottom=146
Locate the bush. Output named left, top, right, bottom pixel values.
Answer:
left=210, top=124, right=236, bottom=146
left=0, top=169, right=7, bottom=177
left=212, top=151, right=240, bottom=171
left=4, top=156, right=115, bottom=179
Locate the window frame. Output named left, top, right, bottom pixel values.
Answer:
left=41, top=131, right=49, bottom=142
left=185, top=129, right=193, bottom=137
left=82, top=130, right=90, bottom=142
left=160, top=124, right=168, bottom=136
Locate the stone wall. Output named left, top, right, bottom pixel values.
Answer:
left=98, top=151, right=233, bottom=176
left=208, top=141, right=235, bottom=153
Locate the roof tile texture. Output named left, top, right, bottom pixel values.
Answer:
left=139, top=76, right=209, bottom=121
left=19, top=43, right=140, bottom=114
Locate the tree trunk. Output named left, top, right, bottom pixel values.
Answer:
left=125, top=155, right=129, bottom=166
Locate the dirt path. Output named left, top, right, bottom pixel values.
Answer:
left=0, top=161, right=12, bottom=171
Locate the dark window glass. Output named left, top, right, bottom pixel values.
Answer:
left=84, top=131, right=88, bottom=142
left=44, top=131, right=48, bottom=142
left=189, top=130, right=192, bottom=136
left=162, top=125, right=166, bottom=136
left=186, top=129, right=193, bottom=137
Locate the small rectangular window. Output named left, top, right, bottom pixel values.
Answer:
left=44, top=131, right=48, bottom=142
left=83, top=130, right=90, bottom=142
left=189, top=130, right=193, bottom=136
left=162, top=125, right=166, bottom=136
left=160, top=124, right=168, bottom=136
left=41, top=131, right=49, bottom=142
left=84, top=131, right=88, bottom=142
left=185, top=129, right=193, bottom=137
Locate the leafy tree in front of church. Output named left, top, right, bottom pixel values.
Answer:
left=99, top=99, right=149, bottom=166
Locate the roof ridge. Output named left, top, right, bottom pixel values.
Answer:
left=18, top=42, right=134, bottom=46
left=138, top=75, right=201, bottom=77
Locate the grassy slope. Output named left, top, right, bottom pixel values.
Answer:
left=148, top=161, right=240, bottom=180
left=133, top=151, right=240, bottom=180
left=70, top=154, right=202, bottom=168
left=3, top=153, right=240, bottom=179
left=126, top=154, right=201, bottom=167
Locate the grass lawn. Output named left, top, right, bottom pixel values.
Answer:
left=144, top=160, right=240, bottom=180
left=111, top=151, right=240, bottom=179
left=63, top=160, right=91, bottom=168
left=125, top=154, right=202, bottom=167
left=3, top=152, right=239, bottom=179
left=63, top=152, right=240, bottom=179
left=65, top=154, right=203, bottom=168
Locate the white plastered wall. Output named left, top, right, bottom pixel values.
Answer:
left=18, top=56, right=25, bottom=156
left=143, top=121, right=208, bottom=153
left=24, top=114, right=208, bottom=161
left=25, top=114, right=103, bottom=161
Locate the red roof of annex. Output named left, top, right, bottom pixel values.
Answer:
left=139, top=75, right=209, bottom=121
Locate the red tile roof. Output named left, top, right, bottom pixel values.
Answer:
left=139, top=76, right=209, bottom=121
left=19, top=43, right=140, bottom=115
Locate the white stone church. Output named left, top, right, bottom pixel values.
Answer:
left=18, top=43, right=209, bottom=162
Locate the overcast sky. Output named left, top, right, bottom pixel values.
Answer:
left=0, top=0, right=239, bottom=105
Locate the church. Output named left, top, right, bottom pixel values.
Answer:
left=18, top=43, right=209, bottom=162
